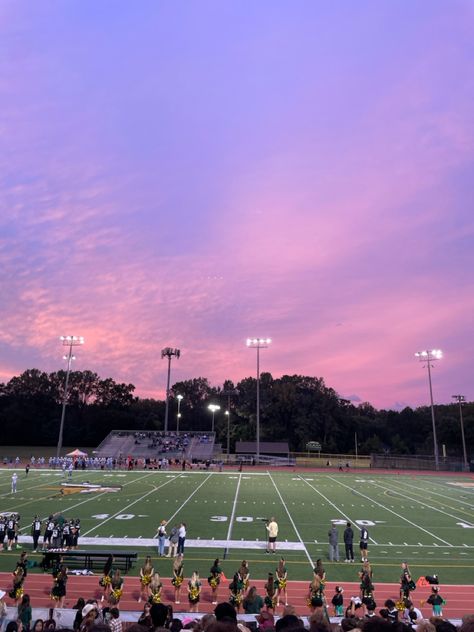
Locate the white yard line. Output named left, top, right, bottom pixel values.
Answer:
left=327, top=475, right=453, bottom=547
left=225, top=473, right=242, bottom=547
left=165, top=473, right=215, bottom=525
left=298, top=475, right=378, bottom=545
left=19, top=471, right=156, bottom=532
left=393, top=479, right=474, bottom=513
left=82, top=474, right=180, bottom=536
left=369, top=480, right=474, bottom=525
left=267, top=471, right=314, bottom=568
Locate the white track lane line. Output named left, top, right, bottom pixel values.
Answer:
left=267, top=471, right=314, bottom=568
left=298, top=475, right=378, bottom=545
left=327, top=475, right=453, bottom=546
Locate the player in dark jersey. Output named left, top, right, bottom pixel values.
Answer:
left=31, top=516, right=42, bottom=552
left=43, top=516, right=55, bottom=551
left=0, top=516, right=6, bottom=551
left=6, top=515, right=17, bottom=551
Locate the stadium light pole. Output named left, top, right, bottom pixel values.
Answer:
left=57, top=336, right=84, bottom=459
left=225, top=410, right=230, bottom=456
left=208, top=404, right=220, bottom=433
left=452, top=395, right=468, bottom=471
left=176, top=394, right=183, bottom=434
left=415, top=349, right=443, bottom=470
left=161, top=347, right=181, bottom=433
left=246, top=337, right=271, bottom=464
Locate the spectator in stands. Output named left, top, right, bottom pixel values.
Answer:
left=275, top=615, right=304, bottom=632
left=72, top=598, right=85, bottom=631
left=32, top=621, right=44, bottom=632
left=0, top=590, right=8, bottom=630
left=150, top=603, right=171, bottom=630
left=108, top=608, right=122, bottom=632
left=18, top=594, right=32, bottom=632
left=214, top=602, right=237, bottom=623
left=138, top=602, right=153, bottom=630
left=243, top=586, right=264, bottom=614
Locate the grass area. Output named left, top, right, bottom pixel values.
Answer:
left=0, top=468, right=473, bottom=584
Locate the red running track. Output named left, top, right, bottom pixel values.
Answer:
left=0, top=574, right=472, bottom=619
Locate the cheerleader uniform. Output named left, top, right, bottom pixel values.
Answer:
left=264, top=582, right=276, bottom=609
left=360, top=571, right=374, bottom=602
left=400, top=569, right=416, bottom=599
left=51, top=571, right=67, bottom=601
left=188, top=580, right=201, bottom=605
left=109, top=578, right=124, bottom=605
left=172, top=565, right=184, bottom=588
left=229, top=573, right=244, bottom=608
left=149, top=581, right=163, bottom=604
left=9, top=566, right=25, bottom=600
left=207, top=564, right=222, bottom=589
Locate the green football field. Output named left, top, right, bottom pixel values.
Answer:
left=0, top=468, right=473, bottom=584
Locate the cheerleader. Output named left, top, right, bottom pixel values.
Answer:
left=331, top=586, right=344, bottom=617
left=99, top=554, right=114, bottom=602
left=275, top=558, right=288, bottom=607
left=400, top=562, right=416, bottom=600
left=359, top=560, right=374, bottom=603
left=109, top=569, right=124, bottom=606
left=264, top=572, right=277, bottom=612
left=187, top=571, right=201, bottom=613
left=207, top=558, right=222, bottom=605
left=313, top=560, right=326, bottom=598
left=229, top=571, right=244, bottom=611
left=50, top=564, right=68, bottom=608
left=9, top=565, right=26, bottom=603
left=239, top=560, right=250, bottom=593
left=148, top=572, right=163, bottom=604
left=307, top=572, right=323, bottom=613
left=171, top=555, right=184, bottom=604
left=138, top=556, right=154, bottom=603
left=426, top=586, right=445, bottom=617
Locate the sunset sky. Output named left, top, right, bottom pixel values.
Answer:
left=1, top=1, right=473, bottom=409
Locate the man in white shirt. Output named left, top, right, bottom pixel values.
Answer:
left=266, top=517, right=278, bottom=553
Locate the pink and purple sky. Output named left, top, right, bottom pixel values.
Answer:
left=1, top=1, right=473, bottom=409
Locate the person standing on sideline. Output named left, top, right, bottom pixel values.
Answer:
left=359, top=526, right=369, bottom=561
left=344, top=522, right=354, bottom=562
left=177, top=523, right=186, bottom=555
left=31, top=516, right=42, bottom=553
left=11, top=473, right=18, bottom=494
left=156, top=520, right=167, bottom=557
left=328, top=522, right=339, bottom=562
left=266, top=517, right=278, bottom=553
left=167, top=525, right=179, bottom=557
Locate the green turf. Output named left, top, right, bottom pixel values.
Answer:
left=0, top=469, right=473, bottom=584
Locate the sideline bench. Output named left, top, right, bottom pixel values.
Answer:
left=41, top=549, right=138, bottom=573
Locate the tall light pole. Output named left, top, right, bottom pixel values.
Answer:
left=57, top=335, right=84, bottom=459
left=176, top=394, right=183, bottom=433
left=161, top=347, right=181, bottom=433
left=452, top=395, right=468, bottom=471
left=208, top=404, right=220, bottom=433
left=225, top=410, right=230, bottom=456
left=246, top=337, right=271, bottom=464
left=415, top=349, right=442, bottom=470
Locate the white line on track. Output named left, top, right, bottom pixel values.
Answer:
left=298, top=475, right=378, bottom=545
left=327, top=475, right=453, bottom=547
left=267, top=471, right=314, bottom=568
left=82, top=473, right=180, bottom=536
left=165, top=473, right=215, bottom=525
left=393, top=479, right=474, bottom=512
left=369, top=480, right=474, bottom=525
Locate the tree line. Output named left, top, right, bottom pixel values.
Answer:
left=0, top=369, right=472, bottom=458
